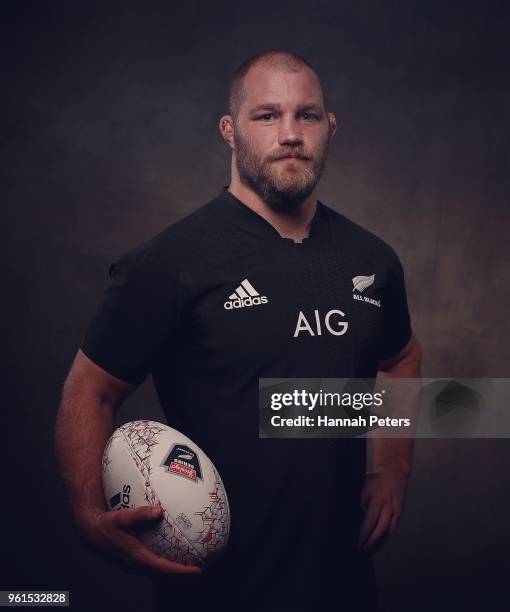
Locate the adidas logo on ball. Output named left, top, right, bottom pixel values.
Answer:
left=109, top=484, right=132, bottom=510
left=224, top=278, right=269, bottom=310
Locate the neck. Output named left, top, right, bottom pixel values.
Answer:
left=228, top=173, right=318, bottom=244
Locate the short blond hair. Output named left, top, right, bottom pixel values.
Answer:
left=226, top=49, right=326, bottom=120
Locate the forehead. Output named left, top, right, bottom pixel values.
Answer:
left=241, top=65, right=324, bottom=110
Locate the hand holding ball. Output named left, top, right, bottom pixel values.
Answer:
left=102, top=420, right=230, bottom=569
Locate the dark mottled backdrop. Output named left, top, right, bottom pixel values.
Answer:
left=2, top=1, right=509, bottom=611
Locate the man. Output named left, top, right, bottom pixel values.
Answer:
left=55, top=49, right=422, bottom=611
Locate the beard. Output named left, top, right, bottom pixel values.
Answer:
left=233, top=128, right=330, bottom=210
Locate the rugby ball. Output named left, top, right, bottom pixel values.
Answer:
left=102, top=420, right=230, bottom=567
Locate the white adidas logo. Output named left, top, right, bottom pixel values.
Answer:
left=224, top=278, right=269, bottom=310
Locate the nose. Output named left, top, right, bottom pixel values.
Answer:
left=278, top=115, right=303, bottom=146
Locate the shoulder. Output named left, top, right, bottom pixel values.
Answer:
left=109, top=196, right=222, bottom=277
left=320, top=201, right=402, bottom=266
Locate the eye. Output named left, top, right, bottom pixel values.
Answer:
left=257, top=113, right=274, bottom=121
left=302, top=112, right=319, bottom=121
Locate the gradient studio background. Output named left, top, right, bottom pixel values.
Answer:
left=3, top=2, right=509, bottom=611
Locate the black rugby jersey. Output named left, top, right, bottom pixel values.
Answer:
left=81, top=186, right=412, bottom=611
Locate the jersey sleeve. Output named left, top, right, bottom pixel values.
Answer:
left=79, top=250, right=180, bottom=386
left=378, top=253, right=412, bottom=363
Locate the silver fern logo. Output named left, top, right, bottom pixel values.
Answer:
left=352, top=274, right=381, bottom=308
left=352, top=274, right=375, bottom=292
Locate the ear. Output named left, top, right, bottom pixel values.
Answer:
left=219, top=115, right=235, bottom=150
left=327, top=112, right=337, bottom=138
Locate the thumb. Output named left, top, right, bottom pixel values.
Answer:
left=115, top=505, right=164, bottom=529
left=360, top=487, right=372, bottom=510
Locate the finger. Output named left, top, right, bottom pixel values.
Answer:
left=129, top=543, right=203, bottom=576
left=360, top=495, right=370, bottom=512
left=389, top=512, right=399, bottom=534
left=360, top=484, right=373, bottom=510
left=362, top=506, right=393, bottom=550
left=109, top=507, right=203, bottom=576
left=357, top=500, right=383, bottom=548
left=115, top=530, right=203, bottom=576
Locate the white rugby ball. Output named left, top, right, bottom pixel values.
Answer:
left=102, top=420, right=230, bottom=567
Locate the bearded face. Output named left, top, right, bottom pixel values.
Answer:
left=233, top=123, right=331, bottom=210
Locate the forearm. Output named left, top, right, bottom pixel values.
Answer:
left=369, top=437, right=413, bottom=476
left=369, top=347, right=422, bottom=474
left=54, top=386, right=114, bottom=528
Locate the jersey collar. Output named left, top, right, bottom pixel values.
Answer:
left=212, top=185, right=329, bottom=245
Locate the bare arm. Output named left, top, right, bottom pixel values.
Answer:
left=55, top=349, right=134, bottom=529
left=358, top=332, right=423, bottom=550
left=54, top=349, right=201, bottom=576
left=370, top=331, right=423, bottom=475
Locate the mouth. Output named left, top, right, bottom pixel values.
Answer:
left=274, top=156, right=308, bottom=162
